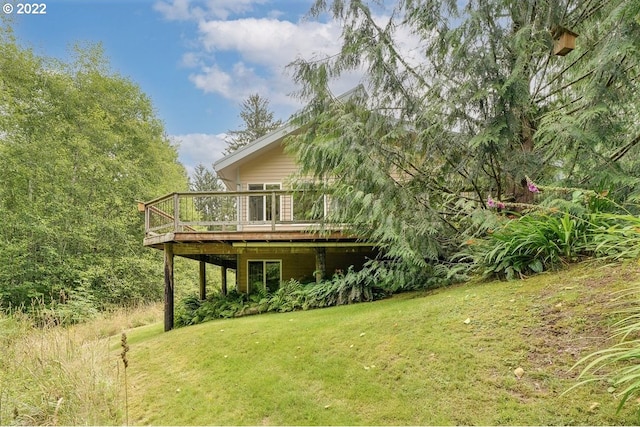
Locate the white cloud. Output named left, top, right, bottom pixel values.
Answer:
left=153, top=0, right=195, bottom=21
left=180, top=51, right=202, bottom=68
left=197, top=18, right=341, bottom=67
left=189, top=64, right=236, bottom=98
left=156, top=1, right=422, bottom=125
left=202, top=0, right=269, bottom=20
left=154, top=0, right=269, bottom=21
left=154, top=0, right=348, bottom=115
left=171, top=133, right=229, bottom=177
left=187, top=16, right=345, bottom=110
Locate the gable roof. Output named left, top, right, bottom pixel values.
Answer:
left=213, top=120, right=299, bottom=175
left=213, top=85, right=366, bottom=179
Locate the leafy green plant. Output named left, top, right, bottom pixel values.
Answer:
left=586, top=214, right=640, bottom=261
left=305, top=267, right=384, bottom=308
left=267, top=279, right=308, bottom=312
left=469, top=183, right=640, bottom=280
left=175, top=268, right=392, bottom=327
left=175, top=295, right=202, bottom=327
left=571, top=286, right=640, bottom=419
left=470, top=213, right=578, bottom=279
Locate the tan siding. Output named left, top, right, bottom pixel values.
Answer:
left=239, top=143, right=298, bottom=189
left=237, top=252, right=316, bottom=292
left=235, top=144, right=298, bottom=223
left=326, top=248, right=377, bottom=275
left=236, top=247, right=377, bottom=292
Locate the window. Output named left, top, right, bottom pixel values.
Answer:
left=248, top=183, right=280, bottom=221
left=248, top=260, right=281, bottom=293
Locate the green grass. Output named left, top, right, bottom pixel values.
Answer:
left=126, top=261, right=640, bottom=425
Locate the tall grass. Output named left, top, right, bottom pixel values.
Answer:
left=0, top=303, right=161, bottom=425
left=572, top=286, right=640, bottom=419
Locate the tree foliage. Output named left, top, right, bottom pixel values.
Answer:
left=286, top=0, right=640, bottom=288
left=0, top=27, right=188, bottom=312
left=225, top=93, right=283, bottom=153
left=188, top=163, right=236, bottom=226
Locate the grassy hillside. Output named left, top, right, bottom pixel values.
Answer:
left=125, top=261, right=640, bottom=425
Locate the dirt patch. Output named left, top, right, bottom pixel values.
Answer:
left=521, top=262, right=640, bottom=379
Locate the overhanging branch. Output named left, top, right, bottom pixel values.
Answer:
left=610, top=133, right=640, bottom=163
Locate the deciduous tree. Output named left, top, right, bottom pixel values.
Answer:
left=0, top=27, right=188, bottom=312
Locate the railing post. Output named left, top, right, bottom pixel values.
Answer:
left=173, top=193, right=180, bottom=232
left=144, top=204, right=150, bottom=235
left=271, top=191, right=276, bottom=231
left=236, top=194, right=242, bottom=231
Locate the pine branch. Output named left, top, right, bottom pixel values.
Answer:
left=533, top=48, right=591, bottom=100
left=534, top=68, right=595, bottom=104
left=351, top=1, right=433, bottom=94
left=610, top=133, right=640, bottom=163
left=568, top=0, right=608, bottom=28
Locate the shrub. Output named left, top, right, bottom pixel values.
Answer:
left=267, top=279, right=308, bottom=312
left=468, top=189, right=640, bottom=280
left=175, top=295, right=202, bottom=327
left=175, top=290, right=255, bottom=327
left=469, top=211, right=591, bottom=280
left=586, top=214, right=640, bottom=261
left=26, top=287, right=99, bottom=327
left=304, top=267, right=382, bottom=308
left=174, top=269, right=390, bottom=327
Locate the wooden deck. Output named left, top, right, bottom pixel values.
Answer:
left=141, top=190, right=356, bottom=248
left=140, top=190, right=373, bottom=331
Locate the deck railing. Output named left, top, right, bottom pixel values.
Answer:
left=143, top=190, right=332, bottom=236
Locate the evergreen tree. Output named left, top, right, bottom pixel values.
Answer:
left=189, top=164, right=230, bottom=225
left=287, top=0, right=640, bottom=289
left=190, top=164, right=222, bottom=193
left=225, top=93, right=283, bottom=153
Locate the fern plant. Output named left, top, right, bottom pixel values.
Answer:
left=267, top=279, right=307, bottom=312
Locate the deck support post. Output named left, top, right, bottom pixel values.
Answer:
left=199, top=257, right=207, bottom=301
left=315, top=247, right=326, bottom=284
left=221, top=266, right=228, bottom=296
left=164, top=243, right=175, bottom=332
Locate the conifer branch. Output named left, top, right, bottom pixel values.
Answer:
left=610, top=134, right=640, bottom=163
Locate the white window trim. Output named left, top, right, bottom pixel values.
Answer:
left=246, top=182, right=281, bottom=222
left=247, top=259, right=282, bottom=293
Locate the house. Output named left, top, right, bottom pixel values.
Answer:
left=142, top=91, right=378, bottom=331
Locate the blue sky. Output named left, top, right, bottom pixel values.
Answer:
left=8, top=0, right=365, bottom=175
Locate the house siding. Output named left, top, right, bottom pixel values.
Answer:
left=238, top=252, right=316, bottom=293
left=236, top=247, right=377, bottom=293
left=239, top=143, right=298, bottom=189
left=212, top=125, right=378, bottom=294
left=234, top=144, right=298, bottom=223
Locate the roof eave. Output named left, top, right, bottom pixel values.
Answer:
left=213, top=121, right=300, bottom=173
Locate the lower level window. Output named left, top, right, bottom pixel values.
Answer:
left=248, top=260, right=281, bottom=293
